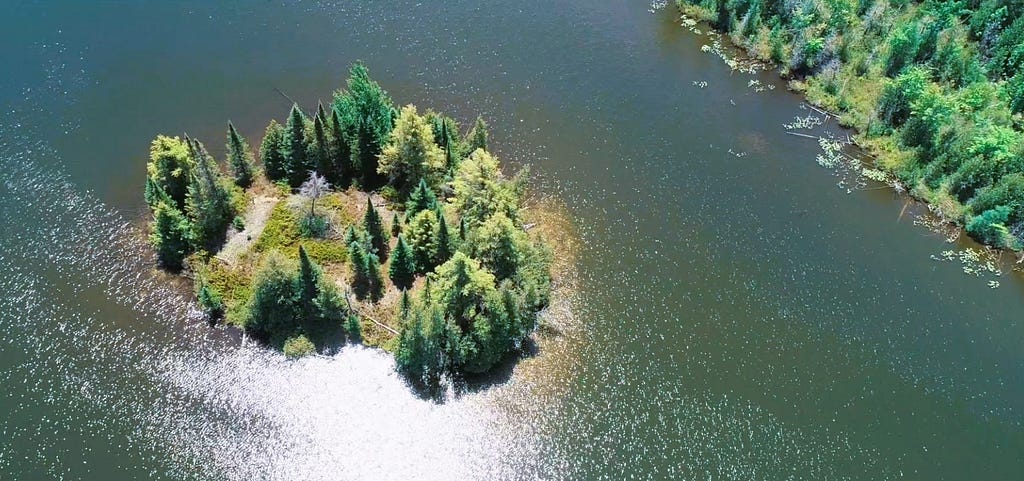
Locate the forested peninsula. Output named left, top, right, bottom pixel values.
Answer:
left=676, top=0, right=1024, bottom=250
left=143, top=63, right=554, bottom=383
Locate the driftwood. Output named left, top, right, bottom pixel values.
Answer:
left=343, top=289, right=399, bottom=336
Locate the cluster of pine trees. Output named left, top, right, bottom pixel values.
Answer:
left=144, top=126, right=253, bottom=270
left=145, top=63, right=550, bottom=377
left=679, top=0, right=1024, bottom=248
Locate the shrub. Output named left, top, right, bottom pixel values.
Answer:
left=232, top=215, right=246, bottom=231
left=283, top=334, right=316, bottom=358
left=965, top=206, right=1014, bottom=247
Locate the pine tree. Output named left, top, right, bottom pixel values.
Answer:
left=406, top=178, right=438, bottom=218
left=297, top=245, right=321, bottom=322
left=329, top=107, right=352, bottom=186
left=144, top=176, right=173, bottom=211
left=260, top=119, right=287, bottom=182
left=391, top=212, right=402, bottom=237
left=399, top=288, right=412, bottom=319
left=284, top=104, right=311, bottom=187
left=349, top=241, right=371, bottom=300
left=459, top=217, right=467, bottom=241
left=332, top=62, right=394, bottom=188
left=226, top=121, right=255, bottom=188
left=311, top=113, right=336, bottom=183
left=389, top=235, right=416, bottom=290
left=435, top=210, right=454, bottom=265
left=367, top=253, right=384, bottom=303
left=186, top=138, right=234, bottom=251
left=407, top=209, right=439, bottom=273
left=150, top=201, right=193, bottom=270
left=466, top=116, right=488, bottom=154
left=363, top=197, right=388, bottom=258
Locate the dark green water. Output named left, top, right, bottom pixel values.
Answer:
left=1, top=1, right=1021, bottom=480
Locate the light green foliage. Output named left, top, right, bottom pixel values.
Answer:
left=377, top=104, right=446, bottom=194
left=469, top=212, right=528, bottom=281
left=450, top=149, right=519, bottom=228
left=283, top=334, right=316, bottom=358
left=147, top=135, right=193, bottom=210
left=406, top=209, right=439, bottom=274
left=259, top=120, right=287, bottom=182
left=226, top=122, right=255, bottom=188
left=877, top=67, right=929, bottom=128
left=389, top=235, right=416, bottom=290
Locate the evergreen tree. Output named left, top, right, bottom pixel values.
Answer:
left=349, top=241, right=371, bottom=300
left=377, top=104, right=446, bottom=194
left=332, top=63, right=395, bottom=188
left=366, top=253, right=384, bottom=303
left=226, top=121, right=255, bottom=188
left=311, top=113, right=336, bottom=183
left=197, top=280, right=224, bottom=320
left=407, top=209, right=439, bottom=274
left=435, top=210, right=454, bottom=265
left=297, top=245, right=321, bottom=322
left=465, top=116, right=489, bottom=154
left=150, top=201, right=193, bottom=270
left=399, top=288, right=412, bottom=319
left=260, top=119, right=287, bottom=182
left=185, top=138, right=234, bottom=251
left=329, top=107, right=353, bottom=186
left=363, top=197, right=388, bottom=258
left=144, top=176, right=173, bottom=211
left=389, top=235, right=416, bottom=290
left=284, top=104, right=311, bottom=187
left=391, top=212, right=402, bottom=237
left=459, top=217, right=467, bottom=241
left=246, top=252, right=298, bottom=341
left=396, top=305, right=428, bottom=380
left=406, top=178, right=438, bottom=218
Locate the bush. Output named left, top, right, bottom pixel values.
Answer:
left=299, top=213, right=329, bottom=238
left=232, top=215, right=246, bottom=231
left=283, top=334, right=316, bottom=358
left=966, top=206, right=1014, bottom=247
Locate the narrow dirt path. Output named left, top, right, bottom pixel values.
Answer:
left=215, top=195, right=279, bottom=265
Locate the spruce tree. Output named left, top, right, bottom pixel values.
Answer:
left=297, top=245, right=321, bottom=322
left=185, top=138, right=234, bottom=251
left=284, top=104, right=310, bottom=187
left=406, top=178, right=438, bottom=218
left=332, top=63, right=394, bottom=188
left=407, top=209, right=439, bottom=274
left=150, top=201, right=193, bottom=270
left=399, top=288, right=412, bottom=319
left=389, top=235, right=416, bottom=290
left=391, top=212, right=402, bottom=237
left=329, top=107, right=352, bottom=185
left=366, top=253, right=384, bottom=303
left=363, top=197, right=388, bottom=258
left=311, top=113, right=336, bottom=184
left=226, top=121, right=255, bottom=188
left=459, top=217, right=467, bottom=241
left=466, top=116, right=488, bottom=154
left=349, top=241, right=371, bottom=300
left=185, top=137, right=233, bottom=249
left=435, top=210, right=454, bottom=265
left=260, top=119, right=287, bottom=182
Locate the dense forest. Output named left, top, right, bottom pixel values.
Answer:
left=142, top=63, right=553, bottom=383
left=677, top=0, right=1024, bottom=248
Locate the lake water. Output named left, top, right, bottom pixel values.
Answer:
left=1, top=1, right=1021, bottom=480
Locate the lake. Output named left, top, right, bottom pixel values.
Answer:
left=0, top=1, right=1021, bottom=480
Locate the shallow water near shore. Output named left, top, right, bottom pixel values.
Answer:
left=1, top=1, right=1022, bottom=480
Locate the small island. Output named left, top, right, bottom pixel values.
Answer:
left=142, top=63, right=554, bottom=384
